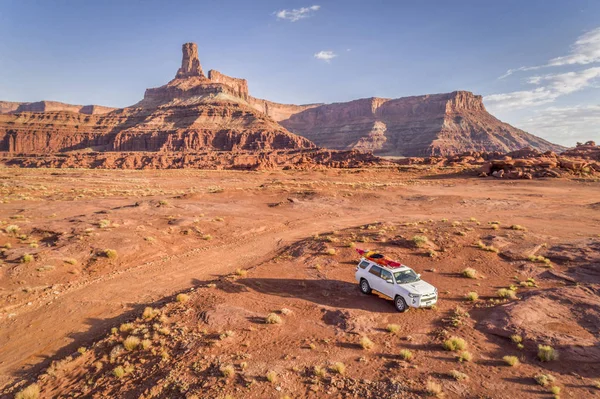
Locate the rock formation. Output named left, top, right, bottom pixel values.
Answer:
left=274, top=92, right=565, bottom=157
left=0, top=100, right=115, bottom=115
left=176, top=43, right=205, bottom=78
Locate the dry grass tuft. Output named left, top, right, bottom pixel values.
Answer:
left=511, top=224, right=526, bottom=231
left=386, top=324, right=401, bottom=334
left=313, top=365, right=326, bottom=377
left=15, top=384, right=40, bottom=399
left=331, top=362, right=346, bottom=374
left=220, top=364, right=235, bottom=378
left=510, top=334, right=523, bottom=344
left=412, top=235, right=429, bottom=248
left=497, top=288, right=517, bottom=300
left=503, top=355, right=520, bottom=367
left=534, top=373, right=556, bottom=387
left=465, top=292, right=479, bottom=301
left=449, top=370, right=468, bottom=381
left=235, top=268, right=248, bottom=277
left=265, top=313, right=282, bottom=324
left=457, top=351, right=473, bottom=362
left=425, top=379, right=444, bottom=397
left=538, top=345, right=558, bottom=362
left=462, top=268, right=477, bottom=279
left=399, top=349, right=413, bottom=361
left=176, top=293, right=190, bottom=303
left=266, top=370, right=278, bottom=383
left=21, top=254, right=34, bottom=263
left=443, top=337, right=467, bottom=352
left=360, top=336, right=375, bottom=350
left=123, top=336, right=140, bottom=351
left=104, top=249, right=118, bottom=259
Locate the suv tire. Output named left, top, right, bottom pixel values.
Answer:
left=394, top=295, right=408, bottom=312
left=359, top=279, right=372, bottom=295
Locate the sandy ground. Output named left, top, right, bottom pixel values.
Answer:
left=0, top=167, right=599, bottom=398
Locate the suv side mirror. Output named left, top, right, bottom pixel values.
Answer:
left=417, top=274, right=421, bottom=279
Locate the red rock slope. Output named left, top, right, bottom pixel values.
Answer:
left=276, top=91, right=565, bottom=157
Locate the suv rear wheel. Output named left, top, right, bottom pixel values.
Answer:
left=359, top=279, right=372, bottom=295
left=394, top=295, right=408, bottom=312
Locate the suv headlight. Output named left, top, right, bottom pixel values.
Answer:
left=408, top=293, right=420, bottom=298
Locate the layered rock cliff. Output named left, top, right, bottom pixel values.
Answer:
left=277, top=92, right=564, bottom=157
left=0, top=43, right=314, bottom=154
left=0, top=100, right=115, bottom=115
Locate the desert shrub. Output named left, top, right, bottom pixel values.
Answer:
left=265, top=313, right=282, bottom=324
left=123, top=336, right=140, bottom=351
left=476, top=241, right=500, bottom=253
left=497, top=288, right=517, bottom=299
left=266, top=370, right=278, bottom=383
left=538, top=345, right=558, bottom=362
left=399, top=349, right=413, bottom=361
left=98, top=219, right=111, bottom=228
left=457, top=351, right=473, bottom=362
left=113, top=366, right=126, bottom=378
left=503, top=355, right=520, bottom=367
left=511, top=224, right=526, bottom=231
left=425, top=379, right=443, bottom=397
left=119, top=323, right=135, bottom=332
left=141, top=339, right=152, bottom=350
left=325, top=248, right=336, bottom=255
left=158, top=200, right=169, bottom=207
left=534, top=374, right=556, bottom=387
left=491, top=224, right=500, bottom=230
left=449, top=370, right=468, bottom=381
left=5, top=225, right=19, bottom=234
left=21, top=254, right=34, bottom=263
left=462, top=268, right=477, bottom=279
left=551, top=386, right=560, bottom=395
left=64, top=258, right=77, bottom=265
left=313, top=365, right=326, bottom=377
left=235, top=268, right=248, bottom=277
left=443, top=337, right=467, bottom=352
left=465, top=292, right=479, bottom=301
left=220, top=365, right=235, bottom=378
left=15, top=384, right=40, bottom=399
left=386, top=324, right=401, bottom=334
left=104, top=249, right=117, bottom=259
left=219, top=330, right=235, bottom=340
left=202, top=234, right=213, bottom=240
left=510, top=334, right=523, bottom=344
left=593, top=380, right=600, bottom=389
left=176, top=293, right=190, bottom=303
left=280, top=308, right=292, bottom=315
left=142, top=307, right=159, bottom=320
left=452, top=221, right=461, bottom=227
left=331, top=362, right=346, bottom=374
left=360, top=336, right=375, bottom=350
left=412, top=235, right=428, bottom=248
left=3, top=243, right=12, bottom=249
left=144, top=236, right=156, bottom=242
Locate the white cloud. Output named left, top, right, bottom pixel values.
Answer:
left=276, top=5, right=320, bottom=22
left=314, top=50, right=337, bottom=62
left=518, top=105, right=600, bottom=145
left=500, top=27, right=600, bottom=78
left=485, top=67, right=600, bottom=110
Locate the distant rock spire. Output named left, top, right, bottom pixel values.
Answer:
left=176, top=43, right=204, bottom=78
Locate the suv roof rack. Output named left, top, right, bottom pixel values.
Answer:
left=356, top=248, right=404, bottom=268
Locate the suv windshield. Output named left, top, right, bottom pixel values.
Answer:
left=393, top=269, right=420, bottom=284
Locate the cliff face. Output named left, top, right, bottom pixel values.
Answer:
left=0, top=43, right=314, bottom=154
left=0, top=101, right=115, bottom=115
left=278, top=91, right=564, bottom=156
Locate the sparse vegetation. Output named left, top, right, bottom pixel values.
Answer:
left=443, top=336, right=467, bottom=352
left=176, top=293, right=190, bottom=303
left=331, top=362, right=346, bottom=374
left=104, top=249, right=118, bottom=259
left=123, top=336, right=140, bottom=351
left=325, top=248, right=337, bottom=255
left=313, top=365, right=326, bottom=377
left=399, top=349, right=413, bottom=361
left=551, top=386, right=561, bottom=395
left=503, top=355, right=520, bottom=367
left=142, top=307, right=159, bottom=320
left=462, top=268, right=477, bottom=279
left=113, top=366, right=127, bottom=378
left=360, top=336, right=375, bottom=350
left=386, top=324, right=401, bottom=334
left=119, top=323, right=135, bottom=332
left=527, top=255, right=552, bottom=267
left=457, top=351, right=473, bottom=362
left=64, top=258, right=77, bottom=265
left=538, top=345, right=558, bottom=362
left=280, top=308, right=292, bottom=315
left=465, top=292, right=479, bottom=301
left=220, top=364, right=235, bottom=378
left=425, top=379, right=443, bottom=397
left=265, top=313, right=282, bottom=324
left=98, top=219, right=111, bottom=228
left=21, top=254, right=34, bottom=263
left=15, top=383, right=40, bottom=399
left=201, top=234, right=213, bottom=240
left=266, top=370, right=278, bottom=383
left=449, top=370, right=468, bottom=381
left=235, top=268, right=248, bottom=277
left=497, top=288, right=517, bottom=299
left=476, top=240, right=499, bottom=253
left=412, top=235, right=428, bottom=248
left=510, top=334, right=523, bottom=344
left=510, top=224, right=526, bottom=231
left=5, top=225, right=19, bottom=234
left=535, top=373, right=556, bottom=387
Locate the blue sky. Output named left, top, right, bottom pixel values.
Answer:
left=1, top=0, right=599, bottom=145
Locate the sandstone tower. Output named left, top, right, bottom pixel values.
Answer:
left=176, top=43, right=204, bottom=78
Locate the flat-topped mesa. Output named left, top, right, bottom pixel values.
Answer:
left=445, top=91, right=486, bottom=113
left=176, top=43, right=205, bottom=78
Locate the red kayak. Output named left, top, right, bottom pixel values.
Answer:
left=356, top=248, right=403, bottom=268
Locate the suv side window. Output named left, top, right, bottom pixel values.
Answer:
left=381, top=269, right=393, bottom=283
left=359, top=260, right=370, bottom=269
left=368, top=265, right=382, bottom=277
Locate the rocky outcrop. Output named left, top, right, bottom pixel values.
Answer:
left=0, top=43, right=314, bottom=154
left=176, top=43, right=204, bottom=78
left=0, top=149, right=383, bottom=170
left=208, top=70, right=249, bottom=101
left=277, top=92, right=565, bottom=157
left=0, top=101, right=115, bottom=115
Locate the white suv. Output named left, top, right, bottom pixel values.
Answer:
left=355, top=258, right=437, bottom=312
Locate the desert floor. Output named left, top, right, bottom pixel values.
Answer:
left=0, top=167, right=598, bottom=398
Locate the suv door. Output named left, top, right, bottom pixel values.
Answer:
left=378, top=269, right=396, bottom=298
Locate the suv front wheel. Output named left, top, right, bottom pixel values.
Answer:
left=394, top=295, right=408, bottom=312
left=359, top=279, right=372, bottom=295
